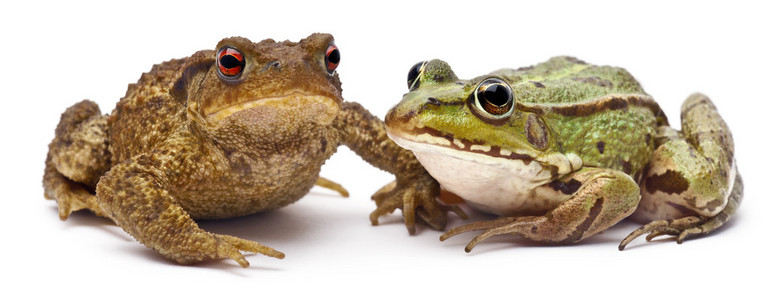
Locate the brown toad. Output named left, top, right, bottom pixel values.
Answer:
left=43, top=33, right=450, bottom=267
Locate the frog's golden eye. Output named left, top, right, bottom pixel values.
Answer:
left=325, top=44, right=340, bottom=74
left=217, top=47, right=246, bottom=78
left=407, top=61, right=427, bottom=91
left=473, top=78, right=515, bottom=118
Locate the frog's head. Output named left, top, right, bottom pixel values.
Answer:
left=172, top=33, right=342, bottom=141
left=385, top=59, right=554, bottom=163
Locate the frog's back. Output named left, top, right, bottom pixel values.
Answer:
left=491, top=56, right=647, bottom=105
left=107, top=56, right=196, bottom=164
left=496, top=57, right=667, bottom=179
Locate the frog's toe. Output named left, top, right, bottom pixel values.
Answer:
left=619, top=216, right=705, bottom=250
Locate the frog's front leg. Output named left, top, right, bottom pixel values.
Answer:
left=620, top=94, right=741, bottom=249
left=441, top=167, right=640, bottom=252
left=334, top=102, right=464, bottom=233
left=95, top=152, right=283, bottom=267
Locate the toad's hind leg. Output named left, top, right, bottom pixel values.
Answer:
left=43, top=100, right=111, bottom=220
left=620, top=94, right=741, bottom=249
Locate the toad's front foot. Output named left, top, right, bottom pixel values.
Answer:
left=370, top=172, right=466, bottom=234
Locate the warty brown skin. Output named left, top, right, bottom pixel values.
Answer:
left=43, top=33, right=449, bottom=267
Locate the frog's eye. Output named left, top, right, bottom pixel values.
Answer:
left=407, top=61, right=427, bottom=91
left=217, top=47, right=246, bottom=78
left=473, top=78, right=515, bottom=118
left=325, top=44, right=340, bottom=74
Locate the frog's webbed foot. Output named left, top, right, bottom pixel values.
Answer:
left=620, top=171, right=743, bottom=250
left=315, top=177, right=349, bottom=197
left=370, top=173, right=467, bottom=234
left=619, top=216, right=705, bottom=250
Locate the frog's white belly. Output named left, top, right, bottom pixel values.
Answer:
left=391, top=136, right=563, bottom=216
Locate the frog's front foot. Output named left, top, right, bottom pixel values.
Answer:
left=370, top=172, right=466, bottom=234
left=440, top=216, right=540, bottom=252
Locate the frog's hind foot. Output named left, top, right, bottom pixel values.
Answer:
left=620, top=171, right=742, bottom=250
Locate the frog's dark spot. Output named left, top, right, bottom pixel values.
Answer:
left=525, top=115, right=549, bottom=150
left=320, top=137, right=327, bottom=153
left=529, top=81, right=546, bottom=88
left=563, top=197, right=603, bottom=243
left=645, top=134, right=651, bottom=145
left=531, top=225, right=538, bottom=234
left=622, top=160, right=633, bottom=175
left=596, top=141, right=605, bottom=154
left=548, top=178, right=582, bottom=195
left=644, top=170, right=689, bottom=195
left=433, top=74, right=445, bottom=82
left=572, top=76, right=614, bottom=88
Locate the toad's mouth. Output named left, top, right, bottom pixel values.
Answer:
left=206, top=91, right=340, bottom=124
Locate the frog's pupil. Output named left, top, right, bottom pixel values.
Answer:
left=220, top=55, right=243, bottom=69
left=407, top=61, right=426, bottom=90
left=482, top=84, right=511, bottom=107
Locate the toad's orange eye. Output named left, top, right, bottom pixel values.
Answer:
left=217, top=47, right=245, bottom=77
left=325, top=44, right=340, bottom=74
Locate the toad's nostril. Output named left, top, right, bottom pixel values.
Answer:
left=261, top=61, right=281, bottom=72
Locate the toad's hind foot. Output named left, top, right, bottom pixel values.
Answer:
left=314, top=177, right=349, bottom=197
left=177, top=234, right=285, bottom=268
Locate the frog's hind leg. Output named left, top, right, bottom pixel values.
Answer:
left=43, top=100, right=111, bottom=220
left=441, top=168, right=640, bottom=252
left=619, top=94, right=741, bottom=250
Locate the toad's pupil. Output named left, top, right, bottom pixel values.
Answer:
left=482, top=84, right=510, bottom=107
left=220, top=55, right=243, bottom=69
left=327, top=49, right=340, bottom=64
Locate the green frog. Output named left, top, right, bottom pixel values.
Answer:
left=385, top=57, right=742, bottom=251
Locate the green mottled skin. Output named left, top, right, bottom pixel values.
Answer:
left=386, top=56, right=741, bottom=251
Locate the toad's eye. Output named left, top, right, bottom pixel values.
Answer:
left=407, top=61, right=427, bottom=91
left=473, top=78, right=514, bottom=118
left=217, top=47, right=245, bottom=78
left=325, top=44, right=340, bottom=74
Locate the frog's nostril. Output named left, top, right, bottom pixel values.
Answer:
left=427, top=97, right=439, bottom=105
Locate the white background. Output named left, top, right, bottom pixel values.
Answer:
left=1, top=0, right=765, bottom=298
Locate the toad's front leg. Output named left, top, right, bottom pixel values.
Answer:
left=441, top=167, right=640, bottom=251
left=95, top=152, right=283, bottom=267
left=335, top=102, right=464, bottom=233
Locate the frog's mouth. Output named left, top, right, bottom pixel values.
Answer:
left=205, top=91, right=340, bottom=125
